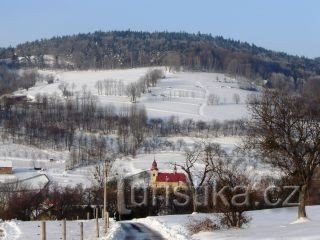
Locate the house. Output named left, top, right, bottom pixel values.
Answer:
left=0, top=161, right=13, bottom=174
left=41, top=198, right=54, bottom=210
left=150, top=159, right=187, bottom=188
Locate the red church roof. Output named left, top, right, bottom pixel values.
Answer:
left=156, top=172, right=187, bottom=183
left=151, top=159, right=187, bottom=183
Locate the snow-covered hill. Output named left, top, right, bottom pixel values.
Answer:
left=15, top=68, right=253, bottom=121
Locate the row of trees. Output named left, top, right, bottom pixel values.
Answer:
left=126, top=69, right=164, bottom=102
left=95, top=79, right=126, bottom=96
left=0, top=89, right=245, bottom=162
left=0, top=183, right=118, bottom=221
left=95, top=69, right=164, bottom=102
left=0, top=66, right=38, bottom=95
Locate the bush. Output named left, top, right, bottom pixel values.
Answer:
left=219, top=212, right=251, bottom=228
left=187, top=217, right=220, bottom=234
left=47, top=75, right=55, bottom=84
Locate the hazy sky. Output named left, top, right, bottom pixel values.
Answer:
left=1, top=0, right=318, bottom=58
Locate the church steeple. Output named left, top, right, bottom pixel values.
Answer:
left=151, top=158, right=158, bottom=171
left=150, top=158, right=159, bottom=187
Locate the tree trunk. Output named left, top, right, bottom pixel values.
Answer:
left=192, top=187, right=197, bottom=213
left=298, top=185, right=307, bottom=218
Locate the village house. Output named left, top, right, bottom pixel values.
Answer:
left=0, top=160, right=13, bottom=174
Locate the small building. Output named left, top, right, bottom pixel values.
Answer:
left=150, top=159, right=187, bottom=188
left=0, top=94, right=33, bottom=105
left=0, top=161, right=13, bottom=174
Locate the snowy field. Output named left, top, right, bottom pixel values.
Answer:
left=2, top=206, right=320, bottom=239
left=0, top=135, right=274, bottom=188
left=0, top=143, right=93, bottom=188
left=114, top=136, right=242, bottom=177
left=0, top=138, right=216, bottom=187
left=15, top=68, right=253, bottom=121
left=131, top=206, right=320, bottom=240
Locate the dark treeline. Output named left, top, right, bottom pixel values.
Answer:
left=0, top=182, right=118, bottom=221
left=0, top=66, right=39, bottom=95
left=1, top=31, right=319, bottom=85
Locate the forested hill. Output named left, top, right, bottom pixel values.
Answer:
left=0, top=31, right=319, bottom=82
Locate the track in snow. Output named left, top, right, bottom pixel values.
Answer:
left=120, top=222, right=165, bottom=240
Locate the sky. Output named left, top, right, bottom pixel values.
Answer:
left=0, top=0, right=319, bottom=58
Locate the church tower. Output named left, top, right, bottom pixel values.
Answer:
left=150, top=159, right=158, bottom=186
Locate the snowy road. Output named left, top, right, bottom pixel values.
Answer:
left=120, top=222, right=165, bottom=240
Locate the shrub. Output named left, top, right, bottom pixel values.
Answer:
left=187, top=217, right=220, bottom=234
left=219, top=212, right=251, bottom=228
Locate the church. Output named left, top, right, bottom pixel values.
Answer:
left=150, top=159, right=187, bottom=188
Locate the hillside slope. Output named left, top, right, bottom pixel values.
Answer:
left=1, top=31, right=319, bottom=84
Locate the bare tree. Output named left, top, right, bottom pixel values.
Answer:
left=247, top=90, right=320, bottom=219
left=207, top=94, right=220, bottom=105
left=176, top=145, right=205, bottom=212
left=90, top=152, right=116, bottom=188
left=176, top=142, right=224, bottom=212
left=208, top=155, right=251, bottom=228
left=126, top=83, right=140, bottom=103
left=233, top=93, right=241, bottom=104
left=164, top=52, right=181, bottom=72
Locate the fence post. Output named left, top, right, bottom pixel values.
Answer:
left=107, top=212, right=109, bottom=228
left=40, top=221, right=46, bottom=240
left=80, top=222, right=84, bottom=240
left=96, top=209, right=99, bottom=238
left=104, top=211, right=107, bottom=233
left=62, top=219, right=66, bottom=240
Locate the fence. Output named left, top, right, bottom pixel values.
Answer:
left=39, top=208, right=110, bottom=240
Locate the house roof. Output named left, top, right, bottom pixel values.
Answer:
left=0, top=161, right=12, bottom=168
left=156, top=172, right=187, bottom=183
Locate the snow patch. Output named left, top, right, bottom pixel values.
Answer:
left=99, top=220, right=125, bottom=240
left=0, top=221, right=21, bottom=240
left=290, top=217, right=311, bottom=224
left=136, top=217, right=192, bottom=240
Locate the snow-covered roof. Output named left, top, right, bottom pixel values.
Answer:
left=0, top=161, right=13, bottom=168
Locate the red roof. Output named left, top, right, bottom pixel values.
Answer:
left=156, top=172, right=187, bottom=183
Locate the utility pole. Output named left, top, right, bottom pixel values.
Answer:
left=103, top=159, right=108, bottom=233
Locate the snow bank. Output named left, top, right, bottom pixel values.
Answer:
left=0, top=220, right=21, bottom=240
left=136, top=216, right=192, bottom=240
left=133, top=206, right=320, bottom=240
left=99, top=220, right=125, bottom=240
